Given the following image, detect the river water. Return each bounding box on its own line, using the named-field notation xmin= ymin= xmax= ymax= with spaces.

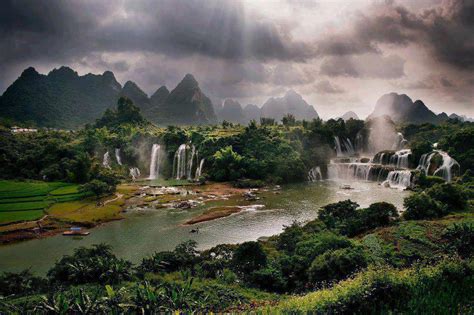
xmin=0 ymin=180 xmax=409 ymax=274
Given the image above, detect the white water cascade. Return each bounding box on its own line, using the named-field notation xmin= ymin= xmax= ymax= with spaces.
xmin=115 ymin=148 xmax=122 ymax=165
xmin=173 ymin=144 xmax=197 ymax=180
xmin=129 ymin=167 xmax=141 ymax=181
xmin=392 ymin=132 xmax=408 ymax=150
xmin=334 ymin=136 xmax=355 ymax=157
xmin=417 ymin=150 xmax=459 ymax=182
xmin=308 ymin=166 xmax=322 ymax=182
xmin=195 ymin=159 xmax=205 ymax=180
xmin=327 ymin=162 xmax=374 ymax=181
xmin=148 ymin=144 xmax=162 ymax=180
xmin=102 ymin=152 xmax=111 ymax=169
xmin=383 ymin=170 xmax=412 ymax=189
xmin=389 ymin=149 xmax=411 ymax=169
xmin=433 ymin=151 xmax=459 ymax=182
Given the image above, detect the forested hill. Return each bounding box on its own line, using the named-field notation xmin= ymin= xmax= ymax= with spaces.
xmin=0 ymin=67 xmax=121 ymax=129
xmin=0 ymin=68 xmax=217 ymax=129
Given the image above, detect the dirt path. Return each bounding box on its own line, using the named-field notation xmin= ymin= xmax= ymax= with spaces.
xmin=103 ymin=193 xmax=123 ymax=205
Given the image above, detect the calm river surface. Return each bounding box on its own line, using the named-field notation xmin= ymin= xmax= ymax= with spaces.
xmin=0 ymin=181 xmax=409 ymax=274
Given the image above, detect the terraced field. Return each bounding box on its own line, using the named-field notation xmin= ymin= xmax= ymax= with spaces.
xmin=0 ymin=181 xmax=87 ymax=224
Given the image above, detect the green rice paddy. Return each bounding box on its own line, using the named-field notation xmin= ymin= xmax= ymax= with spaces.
xmin=0 ymin=180 xmax=87 ymax=224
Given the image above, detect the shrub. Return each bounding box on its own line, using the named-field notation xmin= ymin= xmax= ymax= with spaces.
xmin=295 ymin=232 xmax=352 ymax=264
xmin=0 ymin=270 xmax=45 ymax=297
xmin=251 ymin=266 xmax=287 ymax=292
xmin=276 ymin=222 xmax=305 ymax=253
xmin=318 ymin=200 xmax=359 ymax=230
xmin=308 ymin=246 xmax=367 ymax=283
xmin=442 ymin=223 xmax=474 ymax=258
xmin=47 ymin=244 xmax=132 ymax=285
xmin=426 ymin=183 xmax=468 ymax=212
xmin=402 ymin=193 xmax=444 ymax=220
xmin=231 ymin=241 xmax=267 ymax=277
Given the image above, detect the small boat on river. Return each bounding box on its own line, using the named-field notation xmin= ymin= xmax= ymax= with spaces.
xmin=63 ymin=227 xmax=90 ymax=236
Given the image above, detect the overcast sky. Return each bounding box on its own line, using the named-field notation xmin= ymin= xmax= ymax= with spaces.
xmin=1 ymin=0 xmax=473 ymax=119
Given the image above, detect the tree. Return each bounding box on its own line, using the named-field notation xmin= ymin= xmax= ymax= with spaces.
xmin=318 ymin=200 xmax=359 ymax=230
xmin=231 ymin=242 xmax=267 ymax=276
xmin=308 ymin=246 xmax=367 ymax=283
xmin=79 ymin=179 xmax=110 ymax=198
xmin=282 ymin=114 xmax=296 ymax=127
xmin=403 ymin=193 xmax=444 ymax=220
xmin=211 ymin=146 xmax=244 ymax=181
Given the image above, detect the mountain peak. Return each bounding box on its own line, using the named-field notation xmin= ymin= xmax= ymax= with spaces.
xmin=284 ymin=89 xmax=301 ymax=98
xmin=340 ymin=111 xmax=359 ymax=121
xmin=369 ymin=92 xmax=444 ymax=124
xmin=48 ymin=66 xmax=77 ymax=79
xmin=20 ymin=67 xmax=39 ymax=78
xmin=182 ymin=73 xmax=198 ymax=86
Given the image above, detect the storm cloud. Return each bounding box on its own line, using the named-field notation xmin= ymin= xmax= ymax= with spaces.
xmin=0 ymin=0 xmax=472 ymax=118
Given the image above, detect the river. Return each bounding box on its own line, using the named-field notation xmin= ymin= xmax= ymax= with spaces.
xmin=0 ymin=180 xmax=409 ymax=274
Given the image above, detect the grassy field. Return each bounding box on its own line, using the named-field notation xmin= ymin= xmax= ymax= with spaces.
xmin=0 ymin=180 xmax=88 ymax=224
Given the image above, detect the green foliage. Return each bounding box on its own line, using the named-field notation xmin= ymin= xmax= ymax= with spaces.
xmin=277 ymin=258 xmax=474 ymax=314
xmin=95 ymin=97 xmax=147 ymax=129
xmin=79 ymin=179 xmax=110 ymax=198
xmin=403 ymin=193 xmax=444 ymax=220
xmin=231 ymin=242 xmax=267 ymax=277
xmin=139 ymin=240 xmax=198 ymax=274
xmin=318 ymin=200 xmax=399 ymax=236
xmin=308 ymin=246 xmax=367 ymax=283
xmin=443 ymin=223 xmax=474 ymax=258
xmin=426 ymin=183 xmax=469 ymax=212
xmin=211 ymin=146 xmax=244 ymax=181
xmin=47 ymin=244 xmax=132 ymax=285
xmin=0 ymin=269 xmax=45 ymax=297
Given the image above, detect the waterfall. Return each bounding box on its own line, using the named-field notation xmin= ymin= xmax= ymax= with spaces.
xmin=115 ymin=148 xmax=122 ymax=166
xmin=392 ymin=132 xmax=408 ymax=150
xmin=327 ymin=163 xmax=373 ymax=181
xmin=148 ymin=144 xmax=162 ymax=180
xmin=335 ymin=136 xmax=343 ymax=157
xmin=129 ymin=167 xmax=141 ymax=181
xmin=417 ymin=152 xmax=436 ymax=173
xmin=334 ymin=136 xmax=355 ymax=157
xmin=195 ymin=159 xmax=205 ymax=180
xmin=433 ymin=151 xmax=460 ymax=182
xmin=187 ymin=146 xmax=196 ymax=180
xmin=389 ymin=149 xmax=411 ymax=169
xmin=383 ymin=170 xmax=412 ymax=189
xmin=102 ymin=152 xmax=111 ymax=169
xmin=173 ymin=144 xmax=188 ymax=180
xmin=417 ymin=150 xmax=459 ymax=182
xmin=308 ymin=166 xmax=322 ymax=181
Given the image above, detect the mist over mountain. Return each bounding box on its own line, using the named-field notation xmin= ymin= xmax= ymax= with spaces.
xmin=217 ymin=99 xmax=246 ymax=124
xmin=243 ymin=104 xmax=261 ymax=123
xmin=339 ymin=111 xmax=359 ymax=121
xmin=156 ymin=74 xmax=217 ymax=125
xmin=368 ymin=92 xmax=447 ymax=124
xmin=261 ymin=90 xmax=319 ymax=121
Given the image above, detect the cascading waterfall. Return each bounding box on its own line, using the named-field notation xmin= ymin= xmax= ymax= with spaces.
xmin=383 ymin=170 xmax=412 ymax=189
xmin=392 ymin=132 xmax=408 ymax=150
xmin=129 ymin=167 xmax=141 ymax=181
xmin=327 ymin=162 xmax=373 ymax=181
xmin=334 ymin=136 xmax=355 ymax=157
xmin=195 ymin=159 xmax=205 ymax=180
xmin=187 ymin=146 xmax=196 ymax=180
xmin=433 ymin=151 xmax=459 ymax=182
xmin=102 ymin=152 xmax=111 ymax=169
xmin=389 ymin=149 xmax=411 ymax=169
xmin=173 ymin=144 xmax=197 ymax=180
xmin=115 ymin=148 xmax=122 ymax=166
xmin=148 ymin=144 xmax=162 ymax=180
xmin=417 ymin=150 xmax=459 ymax=182
xmin=308 ymin=166 xmax=322 ymax=182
